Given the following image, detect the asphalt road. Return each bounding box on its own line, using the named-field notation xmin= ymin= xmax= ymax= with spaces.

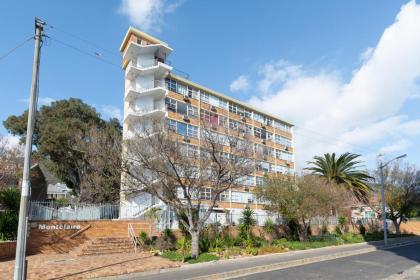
xmin=233 ymin=243 xmax=420 ymax=280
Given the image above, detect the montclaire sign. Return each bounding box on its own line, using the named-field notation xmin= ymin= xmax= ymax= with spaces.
xmin=37 ymin=224 xmax=81 ymax=230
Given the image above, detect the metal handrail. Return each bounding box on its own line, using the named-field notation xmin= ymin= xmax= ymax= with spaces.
xmin=128 ymin=223 xmax=139 ymax=253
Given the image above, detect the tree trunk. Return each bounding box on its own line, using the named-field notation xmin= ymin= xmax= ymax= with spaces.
xmin=190 ymin=230 xmax=200 ymax=259
xmin=393 ymin=220 xmax=401 ymax=235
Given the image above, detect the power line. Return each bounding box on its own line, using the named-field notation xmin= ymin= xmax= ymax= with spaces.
xmin=46 ymin=36 xmax=121 ymax=69
xmin=46 ymin=23 xmax=121 ymax=58
xmin=0 ymin=36 xmax=34 ymax=61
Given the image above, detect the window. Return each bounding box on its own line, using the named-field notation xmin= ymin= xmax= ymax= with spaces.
xmin=165 ymin=78 xmax=177 ymax=92
xmin=229 ymin=103 xmax=237 ymax=114
xmin=275 ymin=135 xmax=292 ymax=147
xmin=165 ymin=98 xmax=176 ymax=112
xmin=219 ymin=116 xmax=228 ymax=127
xmin=177 ymin=102 xmax=188 ymax=115
xmin=187 ymin=125 xmax=198 ymax=138
xmin=200 ymin=110 xmax=211 ymax=122
xmin=256 ymin=176 xmax=264 ymax=186
xmin=200 ymin=188 xmax=211 ymax=200
xmin=200 ymin=91 xmax=209 ymax=103
xmin=177 ymin=122 xmax=187 ymax=136
xmin=187 ymin=105 xmax=198 ymax=117
xmin=167 ymin=119 xmax=177 ymax=131
xmin=210 ymin=113 xmax=219 ymax=126
xmin=219 ymin=191 xmax=230 ymax=201
xmin=254 ymin=128 xmax=267 ymax=140
xmin=229 ymin=119 xmax=239 ymax=131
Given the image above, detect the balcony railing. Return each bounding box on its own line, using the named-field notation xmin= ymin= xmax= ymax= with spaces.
xmin=129 ymin=58 xmax=167 ymax=69
xmin=126 ymin=80 xmax=166 ymax=93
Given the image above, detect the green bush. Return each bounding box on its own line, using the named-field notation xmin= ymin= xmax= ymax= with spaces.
xmin=156 ymin=228 xmax=177 ymax=251
xmin=0 ymin=211 xmax=19 ymax=240
xmin=139 ymin=231 xmax=148 ymax=245
xmin=161 ymin=251 xmax=219 ymax=264
xmin=359 ymin=224 xmax=366 ymax=235
xmin=199 ymin=237 xmax=211 ymax=253
xmin=245 ymin=246 xmax=258 ymax=256
xmin=341 ymin=233 xmax=364 ymax=244
xmin=321 ymin=223 xmax=329 ymax=234
xmin=334 ymin=225 xmax=342 ymax=235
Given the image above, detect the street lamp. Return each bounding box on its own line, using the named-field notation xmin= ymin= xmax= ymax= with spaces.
xmin=378 ymin=154 xmax=407 ymax=245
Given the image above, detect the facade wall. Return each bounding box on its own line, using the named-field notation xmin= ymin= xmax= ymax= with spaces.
xmin=120 ymin=28 xmax=295 ymax=220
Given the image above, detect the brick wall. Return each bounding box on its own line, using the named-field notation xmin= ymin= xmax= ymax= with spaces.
xmin=0 ymin=241 xmax=16 ymax=259
xmin=27 ymin=220 xmax=155 ymax=255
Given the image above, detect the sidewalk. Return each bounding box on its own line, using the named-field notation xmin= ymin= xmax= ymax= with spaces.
xmin=98 ymin=236 xmax=420 ymax=280
xmin=0 ymin=252 xmax=180 ymax=280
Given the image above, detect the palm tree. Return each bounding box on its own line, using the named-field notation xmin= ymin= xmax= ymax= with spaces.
xmin=306 ymin=152 xmax=373 ymax=202
xmin=145 ymin=207 xmax=162 ymax=236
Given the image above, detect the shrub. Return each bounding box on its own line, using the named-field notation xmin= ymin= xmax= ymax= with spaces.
xmin=0 ymin=211 xmax=18 ymax=240
xmin=286 ymin=219 xmax=300 ymax=240
xmin=359 ymin=224 xmax=366 ymax=235
xmin=156 ymin=228 xmax=177 ymax=251
xmin=245 ymin=246 xmax=258 ymax=256
xmin=199 ymin=237 xmax=211 ymax=253
xmin=321 ymin=223 xmax=329 ymax=235
xmin=341 ymin=233 xmax=364 ymax=244
xmin=139 ymin=231 xmax=149 ymax=245
xmin=263 ymin=218 xmax=277 ymax=242
xmin=239 ymin=207 xmax=256 ymax=240
xmin=334 ymin=225 xmax=342 ymax=235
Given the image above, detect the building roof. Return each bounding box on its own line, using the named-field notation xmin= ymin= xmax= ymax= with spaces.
xmin=120 ymin=27 xmax=294 ymax=127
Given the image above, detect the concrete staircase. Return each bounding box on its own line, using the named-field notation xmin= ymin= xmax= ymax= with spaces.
xmin=73 ymin=237 xmax=135 ymax=256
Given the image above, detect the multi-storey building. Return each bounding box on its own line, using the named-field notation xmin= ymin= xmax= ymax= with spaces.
xmin=119 ymin=27 xmax=295 ymax=226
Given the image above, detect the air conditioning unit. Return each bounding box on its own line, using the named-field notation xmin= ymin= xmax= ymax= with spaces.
xmin=211 ymin=126 xmax=217 ymax=130
xmin=183 ymin=136 xmax=190 ymax=143
xmin=211 ymin=106 xmax=217 ymax=112
xmin=241 ymin=116 xmax=247 ymax=122
xmin=286 ymin=161 xmax=291 ymax=166
xmin=183 ymin=115 xmax=190 ymax=122
xmin=183 ymin=95 xmax=190 ymax=102
xmin=262 ymin=125 xmax=266 ymax=129
xmin=262 ymin=140 xmax=266 ymax=145
xmin=285 ymin=146 xmax=289 ymax=151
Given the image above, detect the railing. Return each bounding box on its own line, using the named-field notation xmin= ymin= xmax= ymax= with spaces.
xmin=129 ymin=58 xmax=167 ymax=69
xmin=128 ymin=223 xmax=139 ymax=253
xmin=126 ymin=80 xmax=166 ymax=94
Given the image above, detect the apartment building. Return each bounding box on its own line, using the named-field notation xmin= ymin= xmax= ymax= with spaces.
xmin=119 ymin=27 xmax=295 ymax=226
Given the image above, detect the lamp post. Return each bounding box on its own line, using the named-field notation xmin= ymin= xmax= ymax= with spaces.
xmin=378 ymin=154 xmax=407 ymax=245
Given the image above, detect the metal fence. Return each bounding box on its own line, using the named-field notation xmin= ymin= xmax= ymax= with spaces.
xmin=29 ymin=201 xmax=121 ymax=221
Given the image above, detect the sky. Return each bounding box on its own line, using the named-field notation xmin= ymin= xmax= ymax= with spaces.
xmin=0 ymin=0 xmax=419 ymax=170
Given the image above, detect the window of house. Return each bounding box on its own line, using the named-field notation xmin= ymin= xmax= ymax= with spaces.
xmin=256 ymin=176 xmax=264 ymax=186
xmin=229 ymin=103 xmax=237 ymax=114
xmin=187 ymin=125 xmax=198 ymax=138
xmin=275 ymin=135 xmax=292 ymax=147
xmin=200 ymin=110 xmax=211 ymax=122
xmin=165 ymin=78 xmax=177 ymax=92
xmin=167 ymin=119 xmax=177 ymax=131
xmin=200 ymin=188 xmax=211 ymax=200
xmin=187 ymin=105 xmax=198 ymax=118
xmin=165 ymin=98 xmax=176 ymax=112
xmin=177 ymin=102 xmax=188 ymax=115
xmin=210 ymin=113 xmax=219 ymax=126
xmin=230 ymin=119 xmax=239 ymax=131
xmin=177 ymin=122 xmax=187 ymax=136
xmin=200 ymin=91 xmax=210 ymax=103
xmin=219 ymin=116 xmax=228 ymax=127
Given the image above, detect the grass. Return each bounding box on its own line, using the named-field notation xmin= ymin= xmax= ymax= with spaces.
xmin=161 ymin=251 xmax=219 ymax=264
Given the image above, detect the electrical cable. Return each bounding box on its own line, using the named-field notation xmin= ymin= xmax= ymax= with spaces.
xmin=0 ymin=36 xmax=34 ymax=61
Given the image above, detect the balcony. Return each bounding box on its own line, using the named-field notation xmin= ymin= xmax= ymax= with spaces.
xmin=123 ymin=41 xmax=173 ymax=62
xmin=124 ymin=106 xmax=166 ymax=124
xmin=126 ymin=60 xmax=172 ymax=80
xmin=125 ymin=80 xmax=167 ymax=102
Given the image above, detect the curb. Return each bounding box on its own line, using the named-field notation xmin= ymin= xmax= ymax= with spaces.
xmin=95 ymin=237 xmax=420 ymax=280
xmin=186 ymin=240 xmax=420 ymax=280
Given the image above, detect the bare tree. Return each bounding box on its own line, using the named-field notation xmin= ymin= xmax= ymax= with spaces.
xmin=71 ymin=125 xmax=122 ymax=203
xmin=372 ymin=162 xmax=420 ymax=234
xmin=255 ymin=174 xmax=350 ymax=241
xmin=0 ymin=136 xmax=23 ymax=189
xmin=122 ymin=121 xmax=254 ymax=258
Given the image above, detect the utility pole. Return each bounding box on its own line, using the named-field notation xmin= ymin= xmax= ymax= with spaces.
xmin=14 ymin=18 xmax=44 ymax=280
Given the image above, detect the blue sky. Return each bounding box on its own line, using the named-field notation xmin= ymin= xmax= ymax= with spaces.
xmin=0 ymin=0 xmax=419 ymax=169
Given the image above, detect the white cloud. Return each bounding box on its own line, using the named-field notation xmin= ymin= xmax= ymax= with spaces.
xmin=101 ymin=105 xmax=122 ymax=121
xmin=119 ymin=0 xmax=184 ymax=32
xmin=0 ymin=134 xmax=21 ymax=150
xmin=38 ymin=97 xmax=55 ymax=106
xmin=229 ymin=75 xmax=250 ymax=93
xmin=18 ymin=97 xmax=55 ymax=106
xmin=247 ymin=1 xmax=420 ymax=168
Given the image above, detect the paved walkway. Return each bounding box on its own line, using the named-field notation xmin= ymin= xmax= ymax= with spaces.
xmin=0 ymin=252 xmax=180 ymax=280
xmin=101 ymin=237 xmax=420 ymax=280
